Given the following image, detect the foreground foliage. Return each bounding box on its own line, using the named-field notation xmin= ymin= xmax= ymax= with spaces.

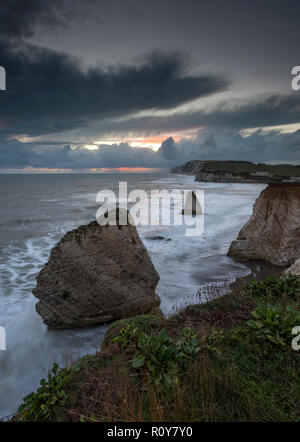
xmin=17 ymin=364 xmax=72 ymax=421
xmin=245 ymin=274 xmax=300 ymax=302
xmin=248 ymin=302 xmax=300 ymax=347
xmin=114 ymin=326 xmax=200 ymax=387
xmin=16 ymin=275 xmax=300 ymax=422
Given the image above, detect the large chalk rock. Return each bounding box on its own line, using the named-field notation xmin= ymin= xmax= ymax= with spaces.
xmin=33 ymin=212 xmax=160 ymax=329
xmin=228 ymin=184 xmax=300 ymax=266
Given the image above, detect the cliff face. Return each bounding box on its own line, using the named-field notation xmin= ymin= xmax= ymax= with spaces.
xmin=170 ymin=161 xmax=269 ymax=183
xmin=170 ymin=160 xmax=300 ymax=183
xmin=170 ymin=160 xmax=205 ymax=175
xmin=228 ymin=184 xmax=300 ymax=266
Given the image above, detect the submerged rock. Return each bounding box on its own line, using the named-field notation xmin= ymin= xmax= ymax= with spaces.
xmin=33 ymin=211 xmax=160 ymax=329
xmin=228 ymin=183 xmax=300 ymax=266
xmin=146 ymin=235 xmax=171 ymax=241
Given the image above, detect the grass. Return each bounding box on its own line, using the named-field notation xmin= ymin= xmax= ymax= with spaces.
xmin=200 ymin=160 xmax=300 ymax=178
xmin=15 ymin=275 xmax=300 ymax=422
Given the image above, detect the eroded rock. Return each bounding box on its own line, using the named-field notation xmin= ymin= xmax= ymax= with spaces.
xmin=228 ymin=184 xmax=300 ymax=266
xmin=33 ymin=212 xmax=160 ymax=329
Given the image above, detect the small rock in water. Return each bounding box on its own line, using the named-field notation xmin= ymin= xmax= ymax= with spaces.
xmin=181 ymin=190 xmax=203 ymax=216
xmin=146 ymin=236 xmax=171 ymax=241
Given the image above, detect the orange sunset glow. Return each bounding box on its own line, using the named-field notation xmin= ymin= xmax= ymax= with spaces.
xmin=96 ymin=167 xmax=161 ymax=172
xmin=93 ymin=134 xmax=184 ymax=150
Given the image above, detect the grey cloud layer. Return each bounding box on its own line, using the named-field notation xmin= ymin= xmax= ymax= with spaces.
xmin=0 ymin=0 xmax=299 ymax=168
xmin=0 ymin=139 xmax=168 ymax=169
xmin=0 ymin=0 xmax=92 ymax=40
xmin=90 ymin=93 xmax=300 ymax=135
xmin=0 ymin=42 xmax=229 ymax=137
xmin=1 ymin=128 xmax=299 ymax=169
xmin=159 ymin=129 xmax=300 ymax=163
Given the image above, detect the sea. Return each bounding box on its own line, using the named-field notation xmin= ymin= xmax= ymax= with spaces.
xmin=0 ymin=172 xmax=266 ymax=418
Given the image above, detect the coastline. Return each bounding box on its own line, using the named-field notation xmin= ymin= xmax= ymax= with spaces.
xmin=2 ymin=175 xmax=299 ymax=420
xmin=228 ymin=260 xmax=287 ymax=294
xmin=170 ymin=160 xmax=300 ymax=184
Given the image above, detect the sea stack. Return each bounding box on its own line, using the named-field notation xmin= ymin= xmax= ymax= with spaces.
xmin=228 ymin=183 xmax=300 ymax=266
xmin=181 ymin=191 xmax=203 ymax=215
xmin=33 ymin=210 xmax=160 ymax=329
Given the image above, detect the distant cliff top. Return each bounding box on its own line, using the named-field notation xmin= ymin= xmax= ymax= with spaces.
xmin=170 ymin=160 xmax=300 ymax=183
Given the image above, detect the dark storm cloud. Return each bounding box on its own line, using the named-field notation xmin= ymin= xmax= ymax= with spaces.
xmin=93 ymin=93 xmax=300 ymax=135
xmin=0 ymin=0 xmax=91 ymax=41
xmin=159 ymin=137 xmax=178 ymax=160
xmin=0 ymin=42 xmax=229 ymax=137
xmin=158 ymin=128 xmax=300 ymax=163
xmin=198 ymin=94 xmax=300 ymax=130
xmin=0 ymin=0 xmax=300 ymax=168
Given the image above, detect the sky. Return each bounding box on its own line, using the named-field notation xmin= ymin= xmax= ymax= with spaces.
xmin=0 ymin=0 xmax=300 ymax=172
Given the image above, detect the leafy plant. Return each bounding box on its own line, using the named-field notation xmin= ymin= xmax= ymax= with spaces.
xmin=248 ymin=302 xmax=300 ymax=347
xmin=115 ymin=325 xmax=200 ymax=387
xmin=245 ymin=275 xmax=300 ymax=302
xmin=133 ymin=329 xmax=179 ymax=386
xmin=201 ymin=329 xmax=225 ymax=355
xmin=113 ymin=323 xmax=140 ymax=348
xmin=18 ymin=363 xmax=72 ymax=421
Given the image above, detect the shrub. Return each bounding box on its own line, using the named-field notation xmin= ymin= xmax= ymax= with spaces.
xmin=201 ymin=329 xmax=225 ymax=355
xmin=248 ymin=302 xmax=300 ymax=347
xmin=17 ymin=364 xmax=72 ymax=421
xmin=114 ymin=326 xmax=200 ymax=387
xmin=244 ymin=275 xmax=300 ymax=302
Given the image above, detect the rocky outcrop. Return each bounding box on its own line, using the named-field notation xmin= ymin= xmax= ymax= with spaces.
xmin=181 ymin=191 xmax=203 ymax=215
xmin=285 ymin=258 xmax=300 ymax=276
xmin=228 ymin=184 xmax=300 ymax=266
xmin=33 ymin=211 xmax=160 ymax=329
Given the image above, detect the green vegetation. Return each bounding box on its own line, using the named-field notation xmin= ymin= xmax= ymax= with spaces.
xmin=114 ymin=326 xmax=200 ymax=387
xmin=203 ymin=160 xmax=300 ymax=179
xmin=16 ymin=275 xmax=300 ymax=422
xmin=17 ymin=364 xmax=72 ymax=421
xmin=248 ymin=302 xmax=300 ymax=347
xmin=245 ymin=274 xmax=300 ymax=301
